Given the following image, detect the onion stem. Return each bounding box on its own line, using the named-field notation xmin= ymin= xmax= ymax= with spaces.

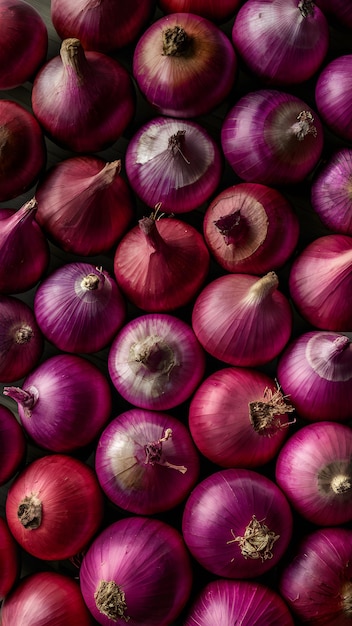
xmin=60 ymin=38 xmax=86 ymax=83
xmin=14 ymin=325 xmax=34 ymax=344
xmin=94 ymin=580 xmax=130 ymax=622
xmin=17 ymin=494 xmax=42 ymax=530
xmin=162 ymin=25 xmax=191 ymax=57
xmin=81 ymin=273 xmax=101 ymax=291
xmin=144 ymin=428 xmax=187 ymax=474
xmin=291 ymin=111 xmax=317 ymax=141
xmin=318 ymin=460 xmax=352 ymax=496
xmin=298 ymin=0 xmax=314 ymax=18
xmin=249 ymin=386 xmax=295 ymax=436
xmin=342 ymin=582 xmax=352 ymax=617
xmin=246 ymin=271 xmax=279 ymax=303
xmin=227 ymin=515 xmax=280 ymax=562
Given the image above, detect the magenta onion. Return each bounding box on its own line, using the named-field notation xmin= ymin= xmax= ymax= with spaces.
xmin=192 ymin=271 xmax=292 ymax=367
xmin=0 ymin=100 xmax=46 ymax=202
xmin=79 ymin=516 xmax=193 ymax=625
xmin=133 ymin=12 xmax=237 ymax=118
xmin=203 ymin=183 xmax=299 ymax=274
xmin=277 ymin=331 xmax=352 ymax=422
xmin=189 ymin=367 xmax=295 ymax=468
xmin=35 ymin=156 xmax=135 ymax=255
xmin=113 ymin=210 xmax=210 ymax=312
xmin=0 ymin=404 xmax=26 ymax=486
xmin=158 ymin=0 xmax=242 ymax=23
xmin=34 ymin=263 xmax=126 ymax=354
xmin=95 ymin=408 xmax=200 ymax=514
xmin=289 ymin=234 xmax=352 ymax=331
xmin=315 ymin=55 xmax=352 ymax=142
xmin=0 ymin=516 xmax=19 ymax=601
xmin=231 ymin=0 xmax=329 ymax=85
xmin=221 ymin=89 xmax=323 ymax=185
xmin=125 ymin=116 xmax=222 ymax=214
xmin=311 ymin=149 xmax=352 ymax=235
xmin=108 ymin=313 xmax=205 ymax=410
xmin=0 ymin=571 xmax=93 ymax=626
xmin=3 ymin=354 xmax=112 ymax=453
xmin=182 ymin=468 xmax=293 ymax=579
xmin=276 ymin=421 xmax=352 ymax=527
xmin=0 ymin=198 xmax=50 ymax=295
xmin=280 ymin=527 xmax=352 ymax=625
xmin=184 ymin=578 xmax=294 ymax=626
xmin=31 ymin=38 xmax=135 ymax=153
xmin=5 ymin=454 xmax=104 ymax=561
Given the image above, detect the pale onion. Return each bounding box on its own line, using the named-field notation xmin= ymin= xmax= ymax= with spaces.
xmin=311 ymin=148 xmax=352 ymax=235
xmin=0 ymin=516 xmax=19 ymax=601
xmin=158 ymin=0 xmax=242 ymax=23
xmin=0 ymin=404 xmax=26 ymax=486
xmin=315 ymin=55 xmax=352 ymax=142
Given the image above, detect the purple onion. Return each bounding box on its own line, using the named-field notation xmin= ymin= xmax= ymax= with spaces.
xmin=0 ymin=405 xmax=26 ymax=486
xmin=311 ymin=148 xmax=352 ymax=235
xmin=315 ymin=54 xmax=352 ymax=142
xmin=0 ymin=516 xmax=19 ymax=601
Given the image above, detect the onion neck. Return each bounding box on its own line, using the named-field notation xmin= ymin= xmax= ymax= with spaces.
xmin=94 ymin=580 xmax=129 ymax=622
xmin=162 ymin=25 xmax=192 ymax=57
xmin=290 ymin=111 xmax=317 ymax=141
xmin=298 ymin=0 xmax=314 ymax=18
xmin=13 ymin=324 xmax=34 ymax=344
xmin=318 ymin=460 xmax=352 ymax=497
xmin=227 ymin=515 xmax=280 ymax=561
xmin=342 ymin=581 xmax=352 ymax=617
xmin=92 ymin=160 xmax=121 ymax=191
xmin=245 ymin=271 xmax=279 ymax=304
xmin=17 ymin=494 xmax=42 ymax=530
xmin=130 ymin=335 xmax=176 ymax=375
xmin=168 ymin=130 xmax=190 ymax=164
xmin=249 ymin=387 xmax=295 ymax=436
xmin=3 ymin=385 xmax=39 ymax=417
xmin=81 ymin=272 xmax=102 ymax=291
xmin=306 ymin=334 xmax=352 ymax=381
xmin=138 ymin=214 xmax=167 ymax=252
xmin=144 ymin=428 xmax=187 ymax=473
xmin=60 ymin=38 xmax=90 ymax=85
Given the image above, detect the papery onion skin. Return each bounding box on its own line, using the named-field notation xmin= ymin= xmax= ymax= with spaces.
xmin=0 ymin=516 xmax=19 ymax=601
xmin=182 ymin=468 xmax=293 ymax=579
xmin=108 ymin=313 xmax=205 ymax=410
xmin=0 ymin=404 xmax=26 ymax=486
xmin=95 ymin=408 xmax=200 ymax=514
xmin=0 ymin=571 xmax=94 ymax=625
xmin=221 ymin=89 xmax=323 ymax=185
xmin=280 ymin=527 xmax=352 ymax=625
xmin=158 ymin=0 xmax=242 ymax=23
xmin=275 ymin=422 xmax=352 ymax=527
xmin=79 ymin=516 xmax=193 ymax=626
xmin=311 ymin=148 xmax=352 ymax=236
xmin=133 ymin=12 xmax=237 ymax=118
xmin=203 ymin=183 xmax=299 ymax=274
xmin=289 ymin=234 xmax=352 ymax=331
xmin=315 ymin=55 xmax=352 ymax=142
xmin=5 ymin=454 xmax=104 ymax=561
xmin=125 ymin=116 xmax=222 ymax=214
xmin=184 ymin=578 xmax=294 ymax=626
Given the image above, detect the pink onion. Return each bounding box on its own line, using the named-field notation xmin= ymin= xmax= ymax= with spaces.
xmin=189 ymin=367 xmax=295 ymax=468
xmin=203 ymin=183 xmax=300 ymax=274
xmin=113 ymin=210 xmax=210 ymax=312
xmin=0 ymin=516 xmax=19 ymax=601
xmin=35 ymin=156 xmax=135 ymax=255
xmin=79 ymin=516 xmax=193 ymax=625
xmin=276 ymin=421 xmax=352 ymax=526
xmin=277 ymin=331 xmax=352 ymax=422
xmin=158 ymin=0 xmax=241 ymax=23
xmin=125 ymin=116 xmax=222 ymax=214
xmin=184 ymin=578 xmax=294 ymax=626
xmin=192 ymin=271 xmax=292 ymax=367
xmin=232 ymin=0 xmax=329 ymax=85
xmin=5 ymin=454 xmax=104 ymax=561
xmin=95 ymin=408 xmax=200 ymax=514
xmin=34 ymin=263 xmax=126 ymax=354
xmin=0 ymin=100 xmax=46 ymax=202
xmin=280 ymin=527 xmax=352 ymax=625
xmin=0 ymin=198 xmax=50 ymax=295
xmin=108 ymin=313 xmax=205 ymax=410
xmin=3 ymin=354 xmax=112 ymax=453
xmin=289 ymin=234 xmax=352 ymax=331
xmin=315 ymin=55 xmax=352 ymax=142
xmin=311 ymin=148 xmax=352 ymax=235
xmin=0 ymin=571 xmax=93 ymax=625
xmin=182 ymin=468 xmax=293 ymax=579
xmin=31 ymin=38 xmax=135 ymax=153
xmin=133 ymin=12 xmax=237 ymax=118
xmin=0 ymin=405 xmax=26 ymax=486
xmin=221 ymin=89 xmax=323 ymax=185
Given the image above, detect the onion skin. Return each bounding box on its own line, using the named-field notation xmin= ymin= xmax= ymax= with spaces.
xmin=315 ymin=55 xmax=352 ymax=142
xmin=0 ymin=516 xmax=20 ymax=601
xmin=0 ymin=404 xmax=26 ymax=486
xmin=311 ymin=148 xmax=352 ymax=236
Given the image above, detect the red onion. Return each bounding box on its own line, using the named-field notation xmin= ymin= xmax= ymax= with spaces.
xmin=280 ymin=527 xmax=352 ymax=625
xmin=203 ymin=183 xmax=300 ymax=274
xmin=192 ymin=271 xmax=292 ymax=367
xmin=276 ymin=421 xmax=352 ymax=527
xmin=132 ymin=12 xmax=237 ymax=118
xmin=184 ymin=578 xmax=295 ymax=626
xmin=277 ymin=331 xmax=352 ymax=422
xmin=95 ymin=408 xmax=200 ymax=514
xmin=35 ymin=156 xmax=135 ymax=255
xmin=311 ymin=148 xmax=352 ymax=235
xmin=0 ymin=100 xmax=46 ymax=202
xmin=314 ymin=0 xmax=352 ymax=30
xmin=289 ymin=234 xmax=352 ymax=331
xmin=51 ymin=0 xmax=156 ymax=52
xmin=0 ymin=198 xmax=50 ymax=295
xmin=108 ymin=313 xmax=205 ymax=410
xmin=158 ymin=0 xmax=242 ymax=23
xmin=0 ymin=516 xmax=19 ymax=601
xmin=5 ymin=454 xmax=104 ymax=561
xmin=182 ymin=468 xmax=293 ymax=579
xmin=34 ymin=263 xmax=126 ymax=354
xmin=221 ymin=89 xmax=323 ymax=185
xmin=125 ymin=116 xmax=222 ymax=214
xmin=315 ymin=55 xmax=352 ymax=142
xmin=113 ymin=210 xmax=210 ymax=312
xmin=3 ymin=354 xmax=112 ymax=453
xmin=79 ymin=516 xmax=193 ymax=625
xmin=232 ymin=0 xmax=329 ymax=85
xmin=0 ymin=404 xmax=26 ymax=486
xmin=189 ymin=367 xmax=295 ymax=468
xmin=31 ymin=38 xmax=135 ymax=153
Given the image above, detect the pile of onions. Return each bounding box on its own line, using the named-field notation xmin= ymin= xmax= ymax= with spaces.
xmin=203 ymin=183 xmax=300 ymax=274
xmin=3 ymin=354 xmax=112 ymax=453
xmin=315 ymin=54 xmax=352 ymax=142
xmin=158 ymin=0 xmax=242 ymax=23
xmin=5 ymin=454 xmax=104 ymax=561
xmin=79 ymin=516 xmax=193 ymax=625
xmin=132 ymin=12 xmax=237 ymax=118
xmin=95 ymin=408 xmax=200 ymax=514
xmin=31 ymin=38 xmax=135 ymax=152
xmin=35 ymin=156 xmax=135 ymax=255
xmin=0 ymin=516 xmax=19 ymax=601
xmin=311 ymin=148 xmax=352 ymax=235
xmin=0 ymin=405 xmax=26 ymax=486
xmin=221 ymin=89 xmax=323 ymax=185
